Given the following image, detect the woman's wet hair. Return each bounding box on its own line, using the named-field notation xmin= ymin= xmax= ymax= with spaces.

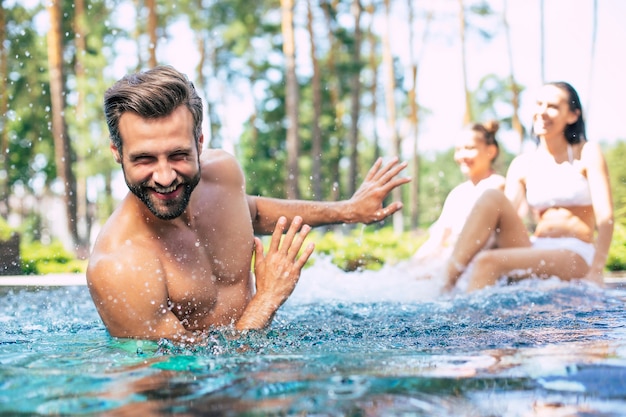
xmin=104 ymin=65 xmax=203 ymax=153
xmin=469 ymin=119 xmax=500 ymax=161
xmin=533 ymin=81 xmax=587 ymax=144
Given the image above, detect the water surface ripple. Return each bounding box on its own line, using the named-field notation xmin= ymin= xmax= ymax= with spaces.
xmin=1 ymin=269 xmax=625 ymax=416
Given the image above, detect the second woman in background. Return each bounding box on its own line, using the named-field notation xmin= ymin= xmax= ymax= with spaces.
xmin=409 ymin=121 xmax=504 ymax=274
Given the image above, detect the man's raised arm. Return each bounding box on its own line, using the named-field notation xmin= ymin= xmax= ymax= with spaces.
xmin=248 ymin=157 xmax=410 ymax=234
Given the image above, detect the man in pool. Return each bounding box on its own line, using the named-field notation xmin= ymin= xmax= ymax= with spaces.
xmin=87 ymin=65 xmax=410 ymax=342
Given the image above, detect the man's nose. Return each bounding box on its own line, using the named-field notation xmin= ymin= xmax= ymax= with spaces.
xmin=153 ymin=161 xmax=177 ymax=186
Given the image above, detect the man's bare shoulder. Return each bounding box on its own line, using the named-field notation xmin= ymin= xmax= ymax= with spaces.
xmin=87 ymin=206 xmax=163 ymax=286
xmin=86 ymin=232 xmax=171 ymax=338
xmin=200 ymin=149 xmax=245 ymax=186
xmin=87 ymin=232 xmax=162 ymax=286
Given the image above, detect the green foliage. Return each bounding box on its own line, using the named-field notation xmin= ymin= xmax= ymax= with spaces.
xmin=11 ymin=222 xmax=626 ymax=276
xmin=417 ymin=149 xmax=463 ymax=226
xmin=604 ymin=140 xmax=626 ymax=271
xmin=606 ymin=192 xmax=626 ymax=271
xmin=1 ymin=0 xmax=625 ymax=275
xmin=0 ymin=217 xmax=15 ymax=242
xmin=308 ymin=226 xmax=424 ymax=271
xmin=20 ymin=240 xmax=87 ymax=275
xmin=607 ymin=222 xmax=626 ymax=271
xmin=472 ymin=73 xmax=527 ymax=139
xmin=4 ymin=3 xmax=56 ymax=189
xmin=605 ymin=141 xmax=626 ymax=221
xmin=308 ymin=221 xmax=626 ymax=274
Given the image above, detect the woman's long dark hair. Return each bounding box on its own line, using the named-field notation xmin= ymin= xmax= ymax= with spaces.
xmin=532 ymin=81 xmax=587 ymax=144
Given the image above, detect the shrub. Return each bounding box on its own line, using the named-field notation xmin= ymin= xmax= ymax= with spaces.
xmin=20 ymin=240 xmax=87 ymax=275
xmin=308 ymin=226 xmax=425 ymax=271
xmin=309 ymin=224 xmax=626 ymax=274
xmin=607 ymin=222 xmax=626 ymax=271
xmin=0 ymin=216 xmax=15 ymax=241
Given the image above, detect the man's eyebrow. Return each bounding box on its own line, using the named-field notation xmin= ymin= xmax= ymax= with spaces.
xmin=127 ymin=147 xmax=194 ymax=159
xmin=127 ymin=150 xmax=154 ymax=160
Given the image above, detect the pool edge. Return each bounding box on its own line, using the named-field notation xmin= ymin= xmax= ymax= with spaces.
xmin=1 ymin=272 xmax=625 ymax=289
xmin=0 ymin=273 xmax=87 ymax=287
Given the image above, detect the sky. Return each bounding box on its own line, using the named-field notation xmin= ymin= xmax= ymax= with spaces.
xmin=24 ymin=0 xmax=626 ymax=157
xmin=14 ymin=0 xmax=625 ymax=237
xmin=405 ymin=0 xmax=626 ymax=154
xmin=155 ymin=0 xmax=626 ymax=156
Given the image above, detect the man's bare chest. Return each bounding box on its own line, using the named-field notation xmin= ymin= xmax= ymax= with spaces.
xmin=150 ymin=221 xmax=254 ymax=326
xmin=157 ymin=226 xmax=252 ymax=287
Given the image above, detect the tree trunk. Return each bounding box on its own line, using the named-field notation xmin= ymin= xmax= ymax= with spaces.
xmin=146 ymin=0 xmax=158 ymax=68
xmin=307 ymin=0 xmax=323 ymax=200
xmin=407 ymin=5 xmax=433 ymax=230
xmin=458 ymin=0 xmax=471 ymax=124
xmin=193 ymin=0 xmax=221 ymax=149
xmin=365 ymin=1 xmax=380 ymax=164
xmin=587 ymin=0 xmax=598 ymax=114
xmin=47 ymin=0 xmax=79 ymax=251
xmin=408 ymin=0 xmax=418 ymax=229
xmin=0 ymin=0 xmax=9 ymax=216
xmin=194 ymin=2 xmax=210 ymax=145
xmin=321 ymin=0 xmax=343 ymax=200
xmin=281 ymin=0 xmax=300 ymax=199
xmin=195 ymin=28 xmax=207 ymax=137
xmin=407 ymin=0 xmax=420 ymax=229
xmin=535 ymin=0 xmax=547 ymax=208
xmin=503 ymin=0 xmax=523 ymax=143
xmin=72 ymin=0 xmax=91 ymax=257
xmin=133 ymin=0 xmax=143 ymax=70
xmin=348 ymin=0 xmax=362 ymax=196
xmin=382 ymin=0 xmax=403 ymax=233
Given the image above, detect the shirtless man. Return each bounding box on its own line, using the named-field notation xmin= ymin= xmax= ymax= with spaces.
xmin=87 ymin=66 xmax=410 ymax=342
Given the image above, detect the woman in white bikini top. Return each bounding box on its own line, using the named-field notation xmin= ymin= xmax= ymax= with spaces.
xmin=444 ymin=82 xmax=614 ymax=292
xmin=525 ymin=143 xmax=592 ymax=213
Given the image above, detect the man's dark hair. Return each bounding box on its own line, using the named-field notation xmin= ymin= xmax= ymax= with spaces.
xmin=104 ymin=65 xmax=203 ymax=152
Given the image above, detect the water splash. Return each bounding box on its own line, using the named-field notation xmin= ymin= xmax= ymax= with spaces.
xmin=0 ymin=269 xmax=625 ymax=416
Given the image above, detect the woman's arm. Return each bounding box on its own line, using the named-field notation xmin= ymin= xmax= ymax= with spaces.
xmin=504 ymin=154 xmax=530 ymax=217
xmin=582 ymin=142 xmax=614 ymax=284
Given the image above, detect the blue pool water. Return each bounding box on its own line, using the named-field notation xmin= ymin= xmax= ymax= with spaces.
xmin=1 ymin=260 xmax=625 ymax=416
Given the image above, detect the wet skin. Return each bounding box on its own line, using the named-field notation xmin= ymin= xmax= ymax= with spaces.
xmin=87 ymin=106 xmax=410 ymax=341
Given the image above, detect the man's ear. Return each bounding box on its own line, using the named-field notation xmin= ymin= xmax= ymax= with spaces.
xmin=110 ymin=143 xmax=121 ymax=164
xmin=197 ymin=134 xmax=205 ymax=155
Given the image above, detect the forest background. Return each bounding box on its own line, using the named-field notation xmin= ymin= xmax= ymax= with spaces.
xmin=1 ymin=0 xmax=626 ymax=274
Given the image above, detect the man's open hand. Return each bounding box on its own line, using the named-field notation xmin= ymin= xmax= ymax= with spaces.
xmin=347 ymin=157 xmax=411 ymax=224
xmin=253 ymin=215 xmax=314 ymax=308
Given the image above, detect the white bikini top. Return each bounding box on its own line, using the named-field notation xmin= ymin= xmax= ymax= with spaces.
xmin=526 ymin=144 xmax=592 ymax=211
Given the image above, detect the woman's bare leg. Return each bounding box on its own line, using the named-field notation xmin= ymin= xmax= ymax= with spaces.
xmin=446 ymin=189 xmax=531 ymax=288
xmin=466 ymin=247 xmax=589 ymax=291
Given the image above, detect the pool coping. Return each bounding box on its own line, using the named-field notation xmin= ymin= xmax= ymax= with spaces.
xmin=1 ymin=273 xmax=625 ymax=288
xmin=0 ymin=273 xmax=87 ymax=286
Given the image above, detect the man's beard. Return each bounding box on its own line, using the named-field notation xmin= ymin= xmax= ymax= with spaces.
xmin=125 ymin=170 xmax=201 ymax=221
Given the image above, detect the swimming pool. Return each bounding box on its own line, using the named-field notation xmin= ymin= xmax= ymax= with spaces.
xmin=1 ymin=259 xmax=625 ymax=416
